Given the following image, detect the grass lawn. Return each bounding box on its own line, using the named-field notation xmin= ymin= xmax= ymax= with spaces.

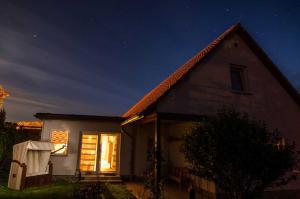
xmin=0 ymin=169 xmax=75 ymax=198
xmin=0 ymin=170 xmax=135 ymax=199
xmin=0 ymin=180 xmax=80 ymax=199
xmin=105 ymin=183 xmax=136 ymax=199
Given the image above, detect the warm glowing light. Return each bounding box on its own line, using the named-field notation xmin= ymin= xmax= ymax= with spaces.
xmin=0 ymin=85 xmax=9 ymax=108
xmin=17 ymin=121 xmax=43 ymax=128
xmin=100 ymin=134 xmax=118 ymax=172
xmin=80 ymin=134 xmax=98 ymax=172
xmin=51 ymin=130 xmax=68 ymax=155
xmin=121 ymin=115 xmax=144 ymax=126
xmin=79 ymin=133 xmax=119 ymax=173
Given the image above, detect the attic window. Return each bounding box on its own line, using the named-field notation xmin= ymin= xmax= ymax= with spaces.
xmin=230 ymin=67 xmax=245 ymax=92
xmin=51 ymin=130 xmax=68 ymax=155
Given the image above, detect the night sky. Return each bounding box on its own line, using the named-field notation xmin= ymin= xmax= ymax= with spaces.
xmin=0 ymin=0 xmax=300 ymax=121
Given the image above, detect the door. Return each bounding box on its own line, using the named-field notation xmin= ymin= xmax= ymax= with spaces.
xmin=99 ymin=134 xmax=119 ymax=173
xmin=79 ymin=134 xmax=99 ymax=173
xmin=79 ymin=133 xmax=119 ymax=174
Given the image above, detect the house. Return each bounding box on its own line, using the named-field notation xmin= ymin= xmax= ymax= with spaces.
xmin=35 ymin=23 xmax=300 ymax=198
xmin=16 ymin=121 xmax=43 ymax=141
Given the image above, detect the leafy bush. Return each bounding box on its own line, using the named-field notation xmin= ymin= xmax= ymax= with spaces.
xmin=72 ymin=182 xmax=103 ymax=199
xmin=182 ymin=108 xmax=299 ymax=199
xmin=72 ymin=182 xmax=135 ymax=199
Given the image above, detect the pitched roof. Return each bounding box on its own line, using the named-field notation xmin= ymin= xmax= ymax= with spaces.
xmin=123 ymin=23 xmax=300 ymax=118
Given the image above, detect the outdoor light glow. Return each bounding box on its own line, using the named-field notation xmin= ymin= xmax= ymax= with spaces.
xmin=79 ymin=134 xmax=118 ymax=172
xmin=17 ymin=121 xmax=43 ymax=128
xmin=80 ymin=134 xmax=98 ymax=172
xmin=100 ymin=134 xmax=118 ymax=172
xmin=0 ymin=85 xmax=9 ymax=109
xmin=121 ymin=115 xmax=144 ymax=126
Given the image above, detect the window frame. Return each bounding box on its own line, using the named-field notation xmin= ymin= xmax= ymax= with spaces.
xmin=77 ymin=131 xmax=121 ymax=175
xmin=50 ymin=129 xmax=69 ymax=156
xmin=229 ymin=64 xmax=250 ymax=94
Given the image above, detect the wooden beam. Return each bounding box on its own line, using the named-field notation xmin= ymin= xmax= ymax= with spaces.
xmin=154 ymin=116 xmax=161 ymax=198
xmin=139 ymin=112 xmax=157 ymax=124
xmin=20 ymin=163 xmax=27 ymax=190
xmin=121 ymin=115 xmax=144 ymax=126
xmin=130 ymin=128 xmax=137 ymax=181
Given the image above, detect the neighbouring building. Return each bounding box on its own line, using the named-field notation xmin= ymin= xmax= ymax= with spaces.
xmin=35 ymin=23 xmax=300 ymax=198
xmin=16 ymin=121 xmax=43 ymax=141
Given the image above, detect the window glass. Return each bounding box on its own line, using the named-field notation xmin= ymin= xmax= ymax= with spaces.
xmin=80 ymin=134 xmax=98 ymax=171
xmin=51 ymin=130 xmax=68 ymax=155
xmin=230 ymin=69 xmax=244 ymax=91
xmin=276 ymin=138 xmax=286 ymax=150
xmin=100 ymin=134 xmax=118 ymax=172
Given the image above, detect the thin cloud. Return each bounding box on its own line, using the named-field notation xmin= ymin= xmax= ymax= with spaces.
xmin=0 ymin=5 xmax=139 ymax=121
xmin=8 ymin=96 xmax=60 ymax=109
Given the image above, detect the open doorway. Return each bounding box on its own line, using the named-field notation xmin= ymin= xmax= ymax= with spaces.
xmin=100 ymin=134 xmax=118 ymax=173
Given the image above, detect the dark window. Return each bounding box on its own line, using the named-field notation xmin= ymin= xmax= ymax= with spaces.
xmin=230 ymin=68 xmax=244 ymax=91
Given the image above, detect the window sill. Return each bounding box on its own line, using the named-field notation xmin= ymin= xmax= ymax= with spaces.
xmin=231 ymin=90 xmax=252 ymax=95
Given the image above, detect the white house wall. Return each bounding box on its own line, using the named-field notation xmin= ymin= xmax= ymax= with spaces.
xmin=40 ymin=119 xmax=131 ymax=176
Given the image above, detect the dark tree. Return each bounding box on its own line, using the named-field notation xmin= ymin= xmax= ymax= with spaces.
xmin=0 ymin=109 xmax=5 ymax=129
xmin=182 ymin=108 xmax=299 ymax=199
xmin=0 ymin=109 xmax=21 ymax=171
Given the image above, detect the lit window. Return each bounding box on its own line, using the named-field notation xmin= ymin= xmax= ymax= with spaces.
xmin=276 ymin=137 xmax=286 ymax=150
xmin=230 ymin=68 xmax=245 ymax=92
xmin=51 ymin=130 xmax=68 ymax=155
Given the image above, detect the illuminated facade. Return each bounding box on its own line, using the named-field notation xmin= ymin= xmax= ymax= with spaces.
xmin=35 ymin=24 xmax=300 ymax=197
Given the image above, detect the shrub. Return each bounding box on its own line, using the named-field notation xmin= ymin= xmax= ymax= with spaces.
xmin=182 ymin=108 xmax=299 ymax=199
xmin=72 ymin=182 xmax=103 ymax=199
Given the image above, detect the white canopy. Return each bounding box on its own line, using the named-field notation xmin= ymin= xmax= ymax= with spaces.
xmin=8 ymin=141 xmax=54 ymax=190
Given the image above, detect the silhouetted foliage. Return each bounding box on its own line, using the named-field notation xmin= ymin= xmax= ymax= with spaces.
xmin=72 ymin=182 xmax=135 ymax=199
xmin=72 ymin=182 xmax=103 ymax=199
xmin=0 ymin=109 xmax=5 ymax=129
xmin=143 ymin=148 xmax=165 ymax=199
xmin=0 ymin=109 xmax=24 ymax=171
xmin=182 ymin=108 xmax=299 ymax=199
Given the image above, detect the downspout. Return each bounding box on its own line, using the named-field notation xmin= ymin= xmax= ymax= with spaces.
xmin=120 ymin=115 xmax=144 ymax=181
xmin=121 ymin=125 xmax=136 ymax=181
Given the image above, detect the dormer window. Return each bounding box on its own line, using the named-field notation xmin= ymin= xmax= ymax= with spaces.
xmin=230 ymin=67 xmax=246 ymax=92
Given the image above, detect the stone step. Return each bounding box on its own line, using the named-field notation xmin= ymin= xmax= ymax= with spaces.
xmin=80 ymin=175 xmax=122 ymax=182
xmin=80 ymin=179 xmax=122 ymax=183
